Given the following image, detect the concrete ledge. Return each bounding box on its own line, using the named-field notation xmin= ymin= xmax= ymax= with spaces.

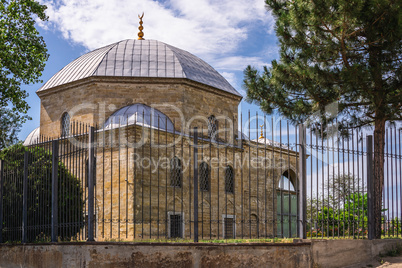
xmin=0 ymin=240 xmax=400 ymax=267
xmin=309 ymin=239 xmax=402 ymax=268
xmin=0 ymin=242 xmax=311 ymax=268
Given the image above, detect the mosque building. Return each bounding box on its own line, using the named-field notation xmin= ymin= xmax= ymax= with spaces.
xmin=24 ymin=17 xmax=299 ymax=240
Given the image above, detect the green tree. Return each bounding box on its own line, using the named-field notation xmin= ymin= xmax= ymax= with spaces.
xmin=0 ymin=0 xmax=48 ymax=143
xmin=244 ymin=0 xmax=401 ymax=238
xmin=0 ymin=107 xmax=29 ymax=149
xmin=0 ymin=143 xmax=84 ymax=242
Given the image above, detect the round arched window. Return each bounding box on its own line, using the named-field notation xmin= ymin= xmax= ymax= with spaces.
xmin=199 ymin=162 xmax=210 ymax=191
xmin=170 ymin=157 xmax=182 ymax=188
xmin=208 ymin=115 xmax=217 ymax=140
xmin=224 ymin=165 xmax=234 ymax=193
xmin=61 ymin=113 xmax=70 ymax=137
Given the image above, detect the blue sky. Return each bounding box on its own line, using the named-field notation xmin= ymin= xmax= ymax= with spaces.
xmin=19 ymin=0 xmax=280 ymax=141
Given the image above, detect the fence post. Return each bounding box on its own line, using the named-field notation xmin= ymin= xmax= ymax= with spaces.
xmin=367 ymin=135 xmax=374 ymax=240
xmin=87 ymin=127 xmax=95 ymax=241
xmin=298 ymin=124 xmax=307 ymax=239
xmin=51 ymin=140 xmax=59 ymax=242
xmin=193 ymin=127 xmax=199 ymax=243
xmin=22 ymin=151 xmax=28 ymax=243
xmin=0 ymin=160 xmax=3 ymax=243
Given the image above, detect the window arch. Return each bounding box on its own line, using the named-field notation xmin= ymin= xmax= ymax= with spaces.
xmin=224 ymin=165 xmax=234 ymax=193
xmin=199 ymin=162 xmax=210 ymax=191
xmin=208 ymin=115 xmax=217 ymax=140
xmin=277 ymin=170 xmax=296 ymax=192
xmin=170 ymin=157 xmax=182 ymax=187
xmin=61 ymin=112 xmax=70 ymax=137
xmin=277 ymin=170 xmax=297 ymax=238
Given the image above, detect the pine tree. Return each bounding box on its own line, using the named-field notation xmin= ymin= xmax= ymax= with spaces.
xmin=244 ymin=0 xmax=401 ymax=238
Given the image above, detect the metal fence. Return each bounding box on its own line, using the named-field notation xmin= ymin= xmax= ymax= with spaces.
xmin=0 ymin=115 xmax=401 ymax=243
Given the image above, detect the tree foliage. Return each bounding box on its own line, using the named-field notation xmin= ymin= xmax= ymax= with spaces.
xmin=0 ymin=107 xmax=29 ymax=150
xmin=0 ymin=0 xmax=48 ymax=142
xmin=244 ymin=0 xmax=401 ymax=238
xmin=0 ymin=143 xmax=84 ymax=242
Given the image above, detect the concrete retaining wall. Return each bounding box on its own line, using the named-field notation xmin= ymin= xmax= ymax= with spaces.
xmin=0 ymin=239 xmax=401 ymax=268
xmin=309 ymin=239 xmax=402 ymax=268
xmin=0 ymin=242 xmax=311 ymax=268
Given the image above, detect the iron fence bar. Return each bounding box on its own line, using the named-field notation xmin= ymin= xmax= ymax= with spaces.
xmin=0 ymin=159 xmax=3 ymax=243
xmin=386 ymin=129 xmax=389 ymax=237
xmin=271 ymin=117 xmax=275 ymax=239
xmin=157 ymin=115 xmax=160 ymax=239
xmin=256 ymin=113 xmax=259 ymax=239
xmin=149 ymin=113 xmax=152 ymax=239
xmin=394 ymin=127 xmax=398 ymax=237
xmin=51 ymin=140 xmax=59 ymax=242
xmin=201 ymin=126 xmax=204 ymax=239
xmin=280 ymin=120 xmax=283 ymax=238
xmin=367 ymin=135 xmax=374 ymax=240
xmin=209 ymin=125 xmax=212 ymax=240
xmin=287 ymin=121 xmax=291 ymax=238
xmin=126 ymin=117 xmax=129 ymax=239
xmin=391 ymin=129 xmax=394 ymax=236
xmin=298 ymin=124 xmax=306 ymax=239
xmin=248 ymin=111 xmax=251 ymax=239
xmin=22 ymin=151 xmax=28 ymax=243
xmin=264 ymin=115 xmax=267 ymax=238
xmin=232 ymin=117 xmax=236 ymax=239
xmin=193 ymin=127 xmax=199 ymax=243
xmin=225 ymin=118 xmax=228 ymax=239
xmin=240 ymin=112 xmax=244 ymax=239
xmin=88 ymin=126 xmax=95 ymax=241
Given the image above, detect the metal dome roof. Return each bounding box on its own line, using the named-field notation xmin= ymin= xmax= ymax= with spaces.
xmin=104 ymin=103 xmax=174 ymax=131
xmin=23 ymin=127 xmax=40 ymax=146
xmin=38 ymin=39 xmax=242 ymax=97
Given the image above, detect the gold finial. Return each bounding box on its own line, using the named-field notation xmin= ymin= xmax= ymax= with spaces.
xmin=259 ymin=124 xmax=264 ymax=139
xmin=138 ymin=13 xmax=144 ymax=40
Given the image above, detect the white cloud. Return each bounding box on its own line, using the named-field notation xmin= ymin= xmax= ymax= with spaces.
xmin=40 ymin=0 xmax=274 ymax=58
xmin=220 ymin=72 xmax=237 ymax=89
xmin=212 ymin=56 xmax=271 ymax=71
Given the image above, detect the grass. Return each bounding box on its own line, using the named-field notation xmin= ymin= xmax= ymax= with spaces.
xmin=100 ymin=237 xmax=295 ymax=243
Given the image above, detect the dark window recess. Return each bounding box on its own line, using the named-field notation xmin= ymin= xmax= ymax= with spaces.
xmin=199 ymin=162 xmax=210 ymax=191
xmin=224 ymin=217 xmax=234 ymax=239
xmin=170 ymin=157 xmax=182 ymax=187
xmin=224 ymin=165 xmax=234 ymax=193
xmin=170 ymin=214 xmax=182 ymax=238
xmin=61 ymin=113 xmax=70 ymax=137
xmin=207 ymin=115 xmax=217 ymax=140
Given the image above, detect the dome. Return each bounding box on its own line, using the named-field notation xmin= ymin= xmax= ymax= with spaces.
xmin=104 ymin=103 xmax=174 ymax=131
xmin=23 ymin=127 xmax=40 ymax=146
xmin=38 ymin=39 xmax=242 ymax=97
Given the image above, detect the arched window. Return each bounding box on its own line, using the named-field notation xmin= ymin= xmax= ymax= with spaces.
xmin=61 ymin=112 xmax=70 ymax=137
xmin=224 ymin=165 xmax=234 ymax=193
xmin=277 ymin=170 xmax=297 ymax=238
xmin=199 ymin=162 xmax=210 ymax=191
xmin=278 ymin=171 xmax=295 ymax=191
xmin=208 ymin=115 xmax=217 ymax=140
xmin=170 ymin=157 xmax=182 ymax=187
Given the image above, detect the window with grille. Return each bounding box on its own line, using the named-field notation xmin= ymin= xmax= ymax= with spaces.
xmin=207 ymin=115 xmax=217 ymax=140
xmin=169 ymin=213 xmax=183 ymax=238
xmin=223 ymin=215 xmax=235 ymax=239
xmin=224 ymin=165 xmax=234 ymax=193
xmin=199 ymin=162 xmax=210 ymax=191
xmin=61 ymin=112 xmax=70 ymax=137
xmin=170 ymin=157 xmax=182 ymax=187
